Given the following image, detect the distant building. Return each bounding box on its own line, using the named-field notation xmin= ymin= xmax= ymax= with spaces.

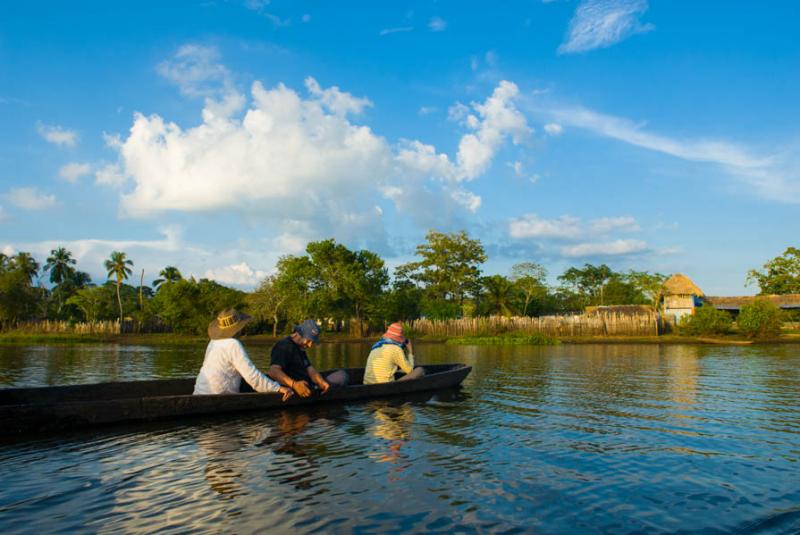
xmin=705 ymin=295 xmax=800 ymax=315
xmin=662 ymin=273 xmax=704 ymax=320
xmin=661 ymin=274 xmax=800 ymax=320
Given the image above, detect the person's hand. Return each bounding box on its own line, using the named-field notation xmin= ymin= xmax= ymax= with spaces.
xmin=405 ymin=340 xmax=414 ymax=355
xmin=278 ymin=386 xmax=294 ymax=402
xmin=318 ymin=378 xmax=330 ymax=395
xmin=292 ymin=379 xmax=313 ymax=398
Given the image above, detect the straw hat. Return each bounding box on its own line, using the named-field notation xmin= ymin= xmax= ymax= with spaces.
xmin=208 ymin=308 xmax=252 ymax=340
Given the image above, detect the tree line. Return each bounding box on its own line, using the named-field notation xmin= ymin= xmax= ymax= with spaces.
xmin=2 ymin=232 xmax=798 ymax=335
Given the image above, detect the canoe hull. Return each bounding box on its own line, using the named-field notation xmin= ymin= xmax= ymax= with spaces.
xmin=0 ymin=364 xmax=471 ymax=436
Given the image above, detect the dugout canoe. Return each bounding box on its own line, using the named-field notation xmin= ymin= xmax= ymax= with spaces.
xmin=0 ymin=363 xmax=471 ymax=436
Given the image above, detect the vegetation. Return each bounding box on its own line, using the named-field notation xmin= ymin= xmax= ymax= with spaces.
xmin=737 ymin=299 xmax=784 ymax=339
xmin=678 ymin=305 xmax=733 ymax=336
xmin=747 ymin=247 xmax=800 ymax=294
xmin=1 ymin=232 xmax=792 ymax=342
xmin=446 ymin=333 xmax=560 ymax=345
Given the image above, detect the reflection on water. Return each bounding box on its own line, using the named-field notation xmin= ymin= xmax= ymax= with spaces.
xmin=1 ymin=343 xmax=800 ymax=533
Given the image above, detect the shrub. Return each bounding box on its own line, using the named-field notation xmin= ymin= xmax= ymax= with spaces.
xmin=737 ymin=299 xmax=784 ymax=339
xmin=678 ymin=305 xmax=733 ymax=336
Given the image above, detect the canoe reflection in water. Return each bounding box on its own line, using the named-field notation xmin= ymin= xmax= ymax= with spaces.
xmin=198 ymin=406 xmax=349 ymax=497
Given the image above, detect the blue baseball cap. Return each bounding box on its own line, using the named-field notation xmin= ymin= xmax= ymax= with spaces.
xmin=295 ymin=319 xmax=321 ymax=344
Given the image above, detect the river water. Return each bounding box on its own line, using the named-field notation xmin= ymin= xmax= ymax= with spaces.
xmin=1 ymin=342 xmax=799 ymax=534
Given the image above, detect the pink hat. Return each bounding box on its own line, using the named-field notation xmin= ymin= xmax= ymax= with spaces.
xmin=383 ymin=322 xmax=407 ymax=344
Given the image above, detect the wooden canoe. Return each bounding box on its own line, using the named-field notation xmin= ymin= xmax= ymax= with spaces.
xmin=0 ymin=363 xmax=471 ymax=436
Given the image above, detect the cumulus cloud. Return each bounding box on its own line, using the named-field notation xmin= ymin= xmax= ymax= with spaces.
xmin=5 ymin=187 xmax=57 ymax=210
xmin=560 ymin=239 xmax=648 ymax=257
xmin=304 ymin=77 xmax=372 ymax=115
xmin=204 ymin=262 xmax=267 ymax=287
xmin=452 ymin=81 xmax=532 ymax=180
xmin=59 ymin=162 xmax=92 ymax=183
xmin=156 ymin=44 xmax=233 ymax=98
xmin=428 ymin=17 xmax=447 ymax=31
xmin=510 ymin=214 xmax=582 ymax=240
xmin=589 ymin=216 xmax=640 ymax=233
xmin=558 ymin=0 xmax=654 ymax=54
xmin=37 ymin=123 xmax=78 ymax=147
xmin=510 ymin=213 xmax=640 ymax=240
xmin=544 ymin=123 xmax=563 ymax=136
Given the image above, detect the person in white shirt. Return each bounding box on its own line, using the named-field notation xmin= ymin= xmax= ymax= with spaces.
xmin=193 ymin=308 xmax=294 ymax=400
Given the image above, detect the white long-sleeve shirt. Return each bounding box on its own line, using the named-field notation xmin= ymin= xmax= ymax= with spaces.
xmin=193 ymin=338 xmax=282 ymax=395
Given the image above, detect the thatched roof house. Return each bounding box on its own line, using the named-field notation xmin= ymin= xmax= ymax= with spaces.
xmin=663 ymin=274 xmax=705 ymax=297
xmin=662 ymin=274 xmax=704 ymax=320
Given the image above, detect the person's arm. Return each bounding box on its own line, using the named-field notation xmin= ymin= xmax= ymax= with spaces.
xmin=268 ymin=364 xmax=312 ymax=397
xmin=307 ymin=365 xmax=330 ymax=394
xmin=231 ymin=343 xmax=293 ymax=401
xmin=392 ymin=345 xmax=414 ymax=375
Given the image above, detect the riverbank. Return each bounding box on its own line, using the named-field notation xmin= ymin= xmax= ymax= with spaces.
xmin=1 ymin=331 xmax=798 ymax=346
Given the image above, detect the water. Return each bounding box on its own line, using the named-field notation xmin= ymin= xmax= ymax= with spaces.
xmin=1 ymin=342 xmax=799 ymax=533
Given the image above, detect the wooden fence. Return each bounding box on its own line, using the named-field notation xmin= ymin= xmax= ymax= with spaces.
xmin=407 ymin=311 xmax=660 ymax=338
xmin=7 ymin=320 xmax=123 ymax=335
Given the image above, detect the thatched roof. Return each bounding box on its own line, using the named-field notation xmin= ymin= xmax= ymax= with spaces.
xmin=663 ymin=274 xmax=704 ymax=297
xmin=705 ymin=294 xmax=800 ymax=310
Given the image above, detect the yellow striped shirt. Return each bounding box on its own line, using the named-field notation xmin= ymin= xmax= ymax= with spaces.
xmin=363 ymin=344 xmax=414 ymax=384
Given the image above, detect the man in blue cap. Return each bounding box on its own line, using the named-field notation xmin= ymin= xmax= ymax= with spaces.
xmin=268 ymin=319 xmax=348 ymax=397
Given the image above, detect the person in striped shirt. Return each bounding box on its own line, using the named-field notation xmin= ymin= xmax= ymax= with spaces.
xmin=363 ymin=322 xmax=425 ymax=385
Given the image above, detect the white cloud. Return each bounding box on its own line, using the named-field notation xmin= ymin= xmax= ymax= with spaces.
xmin=156 ymin=44 xmax=233 ymax=98
xmin=510 ymin=214 xmax=582 ymax=239
xmin=429 ymin=17 xmax=447 ymax=31
xmin=37 ymin=123 xmax=78 ymax=147
xmin=450 ymin=189 xmax=482 ymax=213
xmin=418 ymin=106 xmax=437 ymax=116
xmin=304 ymin=77 xmax=372 ymax=115
xmin=2 ymin=245 xmax=13 ymax=256
xmin=5 ymin=187 xmax=57 ymax=210
xmin=558 ymin=0 xmax=654 ymax=54
xmin=561 ymin=239 xmax=648 ymax=257
xmin=59 ymin=162 xmax=92 ymax=183
xmin=204 ymin=262 xmax=267 ymax=287
xmin=589 ymin=216 xmax=640 ymax=233
xmin=544 ymin=123 xmax=563 ymax=136
xmin=538 ymin=103 xmax=800 ymax=203
xmin=507 ymin=160 xmax=524 ymax=176
xmin=510 ymin=213 xmax=640 ymax=240
xmin=380 ymin=27 xmax=413 ymax=36
xmin=454 ymin=81 xmax=531 ymax=180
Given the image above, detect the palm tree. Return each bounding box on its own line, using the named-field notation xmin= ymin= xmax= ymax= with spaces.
xmin=482 ymin=275 xmax=516 ymax=317
xmin=44 ymin=247 xmax=77 ymax=285
xmin=153 ymin=266 xmax=183 ymax=290
xmin=12 ymin=252 xmax=40 ymax=283
xmin=104 ymin=251 xmax=133 ymax=324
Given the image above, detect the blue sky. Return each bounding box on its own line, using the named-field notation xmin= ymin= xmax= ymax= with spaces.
xmin=1 ymin=0 xmax=798 ymax=295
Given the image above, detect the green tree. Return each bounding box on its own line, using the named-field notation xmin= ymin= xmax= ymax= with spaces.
xmin=248 ymin=274 xmax=288 ymax=337
xmin=43 ymin=247 xmax=77 ymax=285
xmin=746 ymin=247 xmax=800 ymax=294
xmin=510 ymin=262 xmax=548 ymax=316
xmin=66 ymin=286 xmax=111 ymax=322
xmin=104 ymin=251 xmax=133 ymax=323
xmin=481 ymin=274 xmax=516 ymax=317
xmin=678 ymin=305 xmax=733 ymax=336
xmin=737 ymin=299 xmax=784 ymax=338
xmin=153 ymin=266 xmax=183 ymax=290
xmin=558 ymin=263 xmax=615 ymax=306
xmin=397 ymin=230 xmax=486 ymax=318
xmin=11 ymin=252 xmax=40 ymax=284
xmin=624 ymin=270 xmax=668 ymax=306
xmin=273 ymin=254 xmax=317 ymax=325
xmin=150 ymin=278 xmax=244 ymax=334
